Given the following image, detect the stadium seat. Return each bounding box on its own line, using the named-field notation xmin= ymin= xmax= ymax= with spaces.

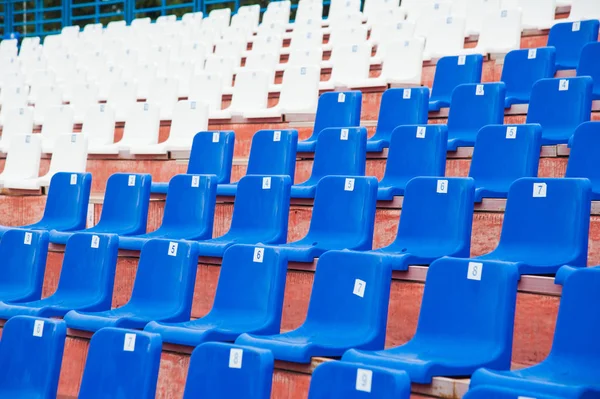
xmin=0 ymin=316 xmax=66 ymax=398
xmin=151 ymin=131 xmax=234 ymax=194
xmin=145 ymin=245 xmax=287 ymax=346
xmin=218 ymin=130 xmax=297 ymax=196
xmin=367 ymin=87 xmax=430 ymax=152
xmin=81 ymin=103 xmax=116 ymax=150
xmin=476 ymin=178 xmax=591 ymax=274
xmin=64 ymin=239 xmax=199 ymax=332
xmin=377 ymin=125 xmax=447 ymax=200
xmin=368 ymin=8 xmax=410 ymax=45
xmin=321 ymin=43 xmax=373 ymax=90
xmin=243 ymin=52 xmax=279 ymax=81
xmin=297 ymin=91 xmax=362 ymax=152
xmin=134 ymin=62 xmax=158 ymax=100
xmin=526 ymin=77 xmax=592 ymax=145
xmin=308 ymin=361 xmax=411 ymax=399
xmin=547 ymin=20 xmax=600 ymax=70
xmin=279 ymin=176 xmax=377 ymax=262
xmin=70 ymin=82 xmax=100 ymax=123
xmin=0 ymin=83 xmax=28 ymax=109
xmin=235 ymin=250 xmax=392 ymax=363
xmin=429 ymin=54 xmax=484 ymax=111
xmin=213 ymin=70 xmax=271 ymax=119
xmin=463 ymin=386 xmax=563 ymax=399
xmin=283 ymin=48 xmax=324 ymax=71
xmin=195 ymin=175 xmax=291 ymax=257
xmin=49 ymin=173 xmax=152 ymax=244
xmin=119 ymin=175 xmax=217 ymax=250
xmin=565 ymin=122 xmax=600 ymax=200
xmin=0 ymin=106 xmax=34 ymax=152
xmin=78 ymin=328 xmax=162 ymax=399
xmin=182 ymin=342 xmax=274 ymax=399
xmin=0 ymin=134 xmax=42 ymax=187
xmin=282 ymin=28 xmax=323 ymax=56
xmin=470 ymin=124 xmax=542 ymax=202
xmin=371 ymin=37 xmax=424 ymax=86
xmin=447 ymin=82 xmax=507 ymax=150
xmin=371 ymin=20 xmax=416 ymax=57
xmin=28 ymin=69 xmax=55 ymax=102
xmin=469 ymin=266 xmax=600 ymax=398
xmin=147 ymin=76 xmax=179 ymax=120
xmin=423 ymin=16 xmax=466 ymax=61
xmin=170 ymin=59 xmax=195 ymax=97
xmin=324 ymin=24 xmax=368 ymax=53
xmin=189 ymin=71 xmax=226 ymax=113
xmin=106 ymin=79 xmax=138 ymax=122
xmin=246 ymin=34 xmax=283 ymax=60
xmin=292 ymin=127 xmax=367 ymax=198
xmin=576 ymin=42 xmax=600 ymax=100
xmin=413 ymin=0 xmax=453 ymax=37
xmin=343 ymin=258 xmax=519 ymax=383
xmin=464 ymin=8 xmax=522 ymax=56
xmin=0 ymin=229 xmax=48 ymax=303
xmin=0 ymin=233 xmax=118 ymax=319
xmin=519 ymin=0 xmax=556 ymax=30
xmin=502 ymin=47 xmax=556 ymax=107
xmin=566 ymin=0 xmax=600 ymax=21
xmin=33 ymin=84 xmax=63 ymax=125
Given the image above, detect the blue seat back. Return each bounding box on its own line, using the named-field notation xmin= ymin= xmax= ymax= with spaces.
xmin=370 ymin=87 xmax=430 ymax=143
xmin=0 ymin=316 xmax=66 ymax=398
xmin=307 ymin=176 xmax=377 ymax=250
xmin=577 ymin=42 xmax=600 ymax=99
xmin=526 ymin=77 xmax=593 ymax=143
xmin=382 ymin=125 xmax=448 ymax=184
xmin=307 ymin=91 xmax=362 ymax=142
xmin=501 ymin=47 xmax=556 ymax=105
xmin=498 ymin=178 xmax=591 ymax=265
xmin=37 ymin=172 xmax=92 ymax=230
xmin=78 ymin=328 xmax=162 ymax=399
xmin=547 ymin=20 xmax=600 ymax=69
xmin=310 ymin=127 xmax=367 ymax=181
xmin=187 ymin=131 xmax=235 ymax=184
xmin=228 ymin=175 xmax=291 ymax=244
xmin=417 ymin=258 xmax=519 ymax=366
xmin=308 ymin=361 xmax=410 ymax=399
xmin=430 ymin=54 xmax=483 ymax=105
xmin=161 ymin=174 xmax=217 ymax=238
xmin=183 ymin=342 xmax=274 ymax=399
xmin=246 ymin=129 xmax=298 ymax=179
xmin=303 ymin=251 xmax=392 ymax=348
xmin=211 ymin=245 xmax=287 ymax=334
xmin=96 ymin=173 xmax=152 ymax=235
xmin=128 ymin=239 xmax=199 ymax=320
xmin=55 ymin=233 xmax=119 ymax=307
xmin=469 ymin=124 xmax=542 ymax=191
xmin=0 ymin=229 xmax=48 ymax=301
xmin=566 ymin=122 xmax=600 ymax=196
xmin=464 ymin=386 xmax=562 ymax=399
xmin=394 ymin=177 xmax=475 ymax=257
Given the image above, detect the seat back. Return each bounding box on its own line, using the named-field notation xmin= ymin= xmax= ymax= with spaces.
xmin=309 ymin=127 xmax=367 ymax=181
xmin=0 ymin=316 xmax=66 ymax=398
xmin=189 ymin=71 xmax=225 ymax=111
xmin=330 ymin=43 xmax=372 ymax=85
xmin=228 ymin=175 xmax=291 ymax=244
xmin=187 ymin=131 xmax=235 ymax=184
xmin=121 ymin=102 xmax=160 ymax=146
xmin=0 ymin=83 xmax=28 ymax=107
xmin=40 ymin=105 xmax=74 ymax=144
xmin=566 ymin=122 xmax=600 ymax=195
xmin=250 ymin=34 xmax=283 ymax=56
xmin=47 ymin=134 xmax=88 ymax=178
xmin=37 ymin=172 xmax=92 ymax=230
xmin=278 ymin=66 xmax=320 ymax=113
xmin=548 ymin=20 xmax=600 ymax=69
xmin=501 ymin=47 xmax=556 ymax=105
xmin=307 ymin=91 xmax=362 ymax=143
xmin=169 ymin=100 xmax=209 ymax=145
xmin=183 ymin=342 xmax=274 ymax=399
xmin=430 ymin=54 xmax=483 ymax=106
xmin=577 ymin=42 xmax=600 ymax=99
xmin=204 ymin=55 xmax=235 ymax=90
xmin=289 ymin=29 xmax=323 ymax=53
xmin=371 ymin=88 xmax=429 ymax=144
xmin=520 ymin=0 xmax=556 ymax=28
xmin=287 ymin=47 xmax=324 ymax=69
xmin=414 ymin=0 xmax=452 ymax=36
xmin=369 ymin=8 xmax=409 ymax=43
xmin=308 ymin=361 xmax=411 ymax=399
xmin=79 ymin=328 xmax=162 ymax=399
xmin=244 ymin=52 xmax=279 ymax=78
xmin=2 ymin=106 xmax=34 ymax=141
xmin=107 ymin=79 xmax=137 ymax=111
xmin=477 ymin=8 xmax=521 ymax=52
xmin=247 ymin=129 xmax=298 ymax=178
xmin=95 ymin=173 xmax=152 ymax=235
xmin=70 ymin=83 xmax=100 ymax=118
xmin=81 ymin=103 xmax=116 ymax=146
xmin=230 ymin=69 xmax=270 ymax=112
xmin=424 ymin=15 xmax=466 ymax=57
xmin=526 ymin=77 xmax=592 ymax=143
xmin=214 ymin=38 xmax=246 ymax=65
xmin=3 ymin=134 xmax=42 ymax=180
xmin=569 ymin=0 xmax=600 ymax=20
xmin=147 ymin=76 xmax=179 ymax=114
xmin=328 ymin=24 xmax=368 ymax=48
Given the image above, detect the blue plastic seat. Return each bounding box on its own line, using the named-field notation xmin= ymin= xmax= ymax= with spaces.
xmin=476 ymin=177 xmax=591 ymax=275
xmin=429 ymin=54 xmax=483 ymax=111
xmin=78 ymin=328 xmax=162 ymax=399
xmin=64 ymin=239 xmax=199 ymax=332
xmin=217 ymin=129 xmax=298 ymax=196
xmin=501 ymin=47 xmax=556 ymax=108
xmin=308 ymin=361 xmax=410 ymax=399
xmin=470 ymin=266 xmax=600 ymax=398
xmin=151 ymin=131 xmax=235 ymax=194
xmin=343 ymin=258 xmax=519 ymax=383
xmin=144 ymin=245 xmax=287 ymax=347
xmin=182 ymin=342 xmax=274 ymax=399
xmin=297 ymin=91 xmax=362 ymax=152
xmin=469 ymin=124 xmax=542 ymax=202
xmin=377 ymin=125 xmax=448 ymax=200
xmin=366 ymin=87 xmax=430 ymax=152
xmin=279 ymin=176 xmax=377 ymax=262
xmin=235 ymin=250 xmax=392 ymax=363
xmin=49 ymin=173 xmax=152 ymax=244
xmin=371 ymin=177 xmax=475 ymax=271
xmin=566 ymin=122 xmax=600 ymax=200
xmin=196 ymin=175 xmax=291 ymax=257
xmin=526 ymin=77 xmax=593 ymax=145
xmin=547 ymin=20 xmax=599 ymax=70
xmin=0 ymin=316 xmax=66 ymax=398
xmin=464 ymin=386 xmax=562 ymax=399
xmin=0 ymin=229 xmax=48 ymax=303
xmin=576 ymin=42 xmax=600 ymax=100
xmin=446 ymin=82 xmax=506 ymax=151
xmin=0 ymin=233 xmax=118 ymax=319
xmin=291 ymin=127 xmax=366 ymax=199
xmin=119 ymin=174 xmax=217 ymax=250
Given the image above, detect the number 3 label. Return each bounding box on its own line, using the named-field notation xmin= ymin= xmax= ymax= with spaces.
xmin=229 ymin=348 xmax=243 ymax=369
xmin=355 ymin=368 xmax=373 ymax=392
xmin=468 ymin=262 xmax=483 ymax=281
xmin=533 ymin=183 xmax=547 ymax=198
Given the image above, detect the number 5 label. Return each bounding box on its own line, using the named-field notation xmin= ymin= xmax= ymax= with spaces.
xmin=168 ymin=242 xmax=178 ymax=256
xmin=345 ymin=178 xmax=355 ymax=192
xmin=533 ymin=183 xmax=547 ymax=198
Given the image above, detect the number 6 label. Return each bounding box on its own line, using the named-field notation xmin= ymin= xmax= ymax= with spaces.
xmin=229 ymin=348 xmax=243 ymax=369
xmin=355 ymin=368 xmax=373 ymax=392
xmin=468 ymin=262 xmax=483 ymax=281
xmin=437 ymin=180 xmax=448 ymax=194
xmin=533 ymin=182 xmax=547 ymax=198
xmin=253 ymin=247 xmax=264 ymax=263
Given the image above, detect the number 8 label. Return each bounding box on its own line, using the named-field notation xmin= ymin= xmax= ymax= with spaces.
xmin=229 ymin=348 xmax=243 ymax=369
xmin=468 ymin=262 xmax=483 ymax=281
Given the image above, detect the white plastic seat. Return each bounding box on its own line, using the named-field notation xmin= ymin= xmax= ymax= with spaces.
xmin=324 ymin=24 xmax=368 ymax=52
xmin=263 ymin=1 xmax=291 ymax=25
xmin=423 ymin=15 xmax=467 ymax=60
xmin=465 ymin=0 xmax=501 ymax=35
xmin=157 ymin=15 xmax=176 ymax=25
xmin=214 ymin=38 xmax=247 ymax=67
xmin=0 ymin=83 xmax=29 ymax=108
xmin=327 ymin=0 xmax=361 ymax=25
xmin=291 ymin=2 xmax=323 ymax=30
xmin=39 ymin=105 xmax=74 ymax=153
xmin=246 ymin=34 xmax=283 ymax=57
xmin=60 ymin=26 xmax=80 ymax=45
xmin=213 ymin=69 xmax=271 ymax=119
xmin=0 ymin=56 xmax=20 ymax=76
xmin=204 ymin=55 xmax=236 ymax=92
xmin=463 ymin=8 xmax=522 ymax=55
xmin=280 ymin=48 xmax=324 ymax=71
xmin=23 ymin=56 xmax=48 ymax=85
xmin=33 ymin=84 xmax=63 ymax=125
xmin=256 ymin=21 xmax=287 ymax=39
xmin=0 ymin=134 xmax=41 ymax=187
xmin=371 ymin=20 xmax=416 ymax=63
xmin=145 ymin=45 xmax=171 ymax=77
xmin=60 ymin=68 xmax=89 ymax=103
xmin=244 ymin=52 xmax=279 ymax=81
xmin=92 ymin=64 xmax=122 ymax=100
xmin=207 ymin=8 xmax=232 ymax=31
xmin=512 ymin=0 xmax=556 ymax=30
xmin=82 ymin=104 xmax=116 ymax=152
xmin=134 ymin=63 xmax=157 ymax=100
xmin=129 ymin=100 xmax=209 ymax=154
xmin=368 ymin=8 xmax=410 ymax=45
xmin=0 ymin=107 xmax=34 ymax=152
xmin=106 ymin=79 xmax=138 ymax=122
xmin=189 ymin=72 xmax=224 ymax=115
xmin=281 ymin=28 xmax=323 ymax=55
xmin=147 ymin=77 xmax=179 ymax=120
xmin=363 ymin=0 xmax=401 ymax=21
xmin=237 ymin=4 xmax=261 ymax=30
xmin=321 ymin=42 xmax=376 ymax=89
xmin=168 ymin=60 xmax=194 ymax=98
xmin=131 ymin=17 xmax=151 ymax=29
xmin=70 ymin=83 xmax=99 ymax=124
xmin=323 ymin=11 xmax=364 ymax=36
xmin=566 ymin=0 xmax=600 ymax=21
xmin=175 ymin=41 xmax=209 ymax=66
xmin=27 ymin=70 xmax=56 ymax=103
xmin=414 ymin=1 xmax=453 ymax=37
xmin=222 ymin=24 xmax=255 ymax=41
xmin=374 ymin=37 xmax=425 ymax=86
xmin=0 ymin=39 xmax=18 ymax=58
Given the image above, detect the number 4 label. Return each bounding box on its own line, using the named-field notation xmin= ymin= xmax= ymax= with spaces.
xmin=533 ymin=182 xmax=547 ymax=198
xmin=559 ymin=79 xmax=569 ymax=91
xmin=253 ymin=247 xmax=264 ymax=263
xmin=468 ymin=262 xmax=483 ymax=281
xmin=123 ymin=333 xmax=136 ymax=352
xmin=229 ymin=348 xmax=243 ymax=369
xmin=262 ymin=177 xmax=271 ymax=190
xmin=33 ymin=320 xmax=44 ymax=337
xmin=355 ymin=368 xmax=373 ymax=392
xmin=416 ymin=126 xmax=426 ymax=138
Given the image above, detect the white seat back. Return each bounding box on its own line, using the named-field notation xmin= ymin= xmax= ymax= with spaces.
xmin=476 ymin=8 xmax=522 ymax=54
xmin=414 ymin=1 xmax=453 ymax=37
xmin=2 ymin=107 xmax=34 ymax=144
xmin=70 ymin=83 xmax=99 ymax=121
xmin=121 ymin=102 xmax=160 ymax=146
xmin=380 ymin=37 xmax=424 ymax=85
xmin=0 ymin=84 xmax=29 ymax=107
xmin=569 ymin=0 xmax=600 ymax=20
xmin=230 ymin=69 xmax=270 ymax=112
xmin=204 ymin=55 xmax=236 ymax=89
xmin=287 ymin=48 xmax=324 ymax=68
xmin=251 ymin=34 xmax=283 ymax=55
xmin=189 ymin=72 xmax=224 ymax=112
xmin=168 ymin=100 xmax=209 ymax=146
xmin=82 ymin=104 xmax=116 ymax=146
xmin=424 ymin=15 xmax=466 ymax=58
xmin=1 ymin=134 xmax=41 ymax=181
xmin=328 ymin=24 xmax=368 ymax=49
xmin=147 ymin=77 xmax=179 ymax=119
xmin=41 ymin=105 xmax=74 ymax=146
xmin=289 ymin=28 xmax=323 ymax=52
xmin=278 ymin=65 xmax=320 ymax=113
xmin=45 ymin=134 xmax=88 ymax=179
xmin=330 ymin=43 xmax=372 ymax=86
xmin=465 ymin=0 xmax=501 ymax=35
xmin=107 ymin=80 xmax=138 ymax=114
